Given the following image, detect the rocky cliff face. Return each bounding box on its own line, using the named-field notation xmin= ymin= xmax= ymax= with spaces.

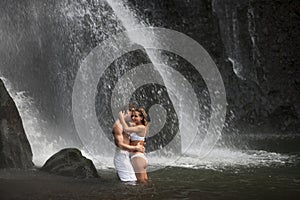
xmin=128 ymin=0 xmax=300 ymax=133
xmin=0 ymin=78 xmax=34 ymax=169
xmin=213 ymin=0 xmax=300 ymax=133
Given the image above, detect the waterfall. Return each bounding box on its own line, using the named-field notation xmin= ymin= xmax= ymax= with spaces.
xmin=104 ymin=0 xmax=205 ymax=161
xmin=0 ymin=77 xmax=68 ymax=166
xmin=1 ymin=0 xmax=292 ymax=170
xmin=100 ymin=0 xmax=291 ymax=169
xmin=247 ymin=2 xmax=261 ymax=83
xmin=212 ymin=0 xmax=258 ymax=82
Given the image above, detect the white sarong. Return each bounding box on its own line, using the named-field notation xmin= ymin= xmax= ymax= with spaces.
xmin=114 ymin=148 xmax=137 ymax=182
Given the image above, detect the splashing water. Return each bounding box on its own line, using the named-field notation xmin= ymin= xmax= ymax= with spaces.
xmin=98 ymin=0 xmax=294 ymax=169
xmin=0 ymin=1 xmax=295 ymax=170
xmin=0 ymin=77 xmax=70 ymax=166
xmin=104 ymin=0 xmax=205 ymax=164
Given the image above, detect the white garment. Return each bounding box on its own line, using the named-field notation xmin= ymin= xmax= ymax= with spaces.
xmin=130 ymin=153 xmax=148 ymax=164
xmin=130 ymin=132 xmax=145 ymax=141
xmin=114 ymin=148 xmax=137 ymax=182
xmin=129 ymin=132 xmax=147 ymax=165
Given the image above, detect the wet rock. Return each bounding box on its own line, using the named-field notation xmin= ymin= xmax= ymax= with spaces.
xmin=129 ymin=0 xmax=300 ymax=134
xmin=41 ymin=148 xmax=99 ymax=178
xmin=0 ymin=78 xmax=34 ymax=169
xmin=211 ymin=0 xmax=300 ymax=133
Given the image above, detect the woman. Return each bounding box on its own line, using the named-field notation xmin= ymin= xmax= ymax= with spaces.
xmin=113 ymin=104 xmax=144 ymax=182
xmin=119 ymin=107 xmax=148 ymax=183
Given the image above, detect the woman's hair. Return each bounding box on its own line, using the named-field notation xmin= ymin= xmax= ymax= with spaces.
xmin=135 ymin=107 xmax=148 ymax=126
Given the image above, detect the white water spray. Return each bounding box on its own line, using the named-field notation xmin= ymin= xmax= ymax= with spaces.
xmin=0 ymin=77 xmax=68 ymax=166
xmin=102 ymin=0 xmax=292 ymax=169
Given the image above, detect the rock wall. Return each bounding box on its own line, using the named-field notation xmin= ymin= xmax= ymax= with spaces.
xmin=129 ymin=0 xmax=300 ymax=133
xmin=213 ymin=0 xmax=300 ymax=133
xmin=0 ymin=78 xmax=34 ymax=169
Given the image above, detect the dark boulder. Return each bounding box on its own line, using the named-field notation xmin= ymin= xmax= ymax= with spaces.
xmin=0 ymin=78 xmax=34 ymax=169
xmin=41 ymin=148 xmax=99 ymax=178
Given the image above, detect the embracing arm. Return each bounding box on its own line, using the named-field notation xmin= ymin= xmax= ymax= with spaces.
xmin=113 ymin=125 xmax=144 ymax=152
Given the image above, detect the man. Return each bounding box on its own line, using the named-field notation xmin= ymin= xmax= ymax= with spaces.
xmin=112 ymin=104 xmax=144 ymax=182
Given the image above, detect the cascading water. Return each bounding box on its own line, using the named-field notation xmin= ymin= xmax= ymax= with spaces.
xmin=99 ymin=0 xmax=291 ymax=169
xmin=103 ymin=0 xmax=195 ymax=165
xmin=212 ymin=0 xmax=259 ymax=82
xmin=0 ymin=0 xmax=293 ymax=170
xmin=0 ymin=77 xmax=68 ymax=166
xmin=0 ymin=0 xmax=124 ymax=166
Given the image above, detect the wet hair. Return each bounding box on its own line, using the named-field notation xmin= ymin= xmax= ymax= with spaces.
xmin=122 ymin=103 xmax=135 ymax=112
xmin=134 ymin=107 xmax=148 ymax=126
xmin=128 ymin=103 xmax=135 ymax=112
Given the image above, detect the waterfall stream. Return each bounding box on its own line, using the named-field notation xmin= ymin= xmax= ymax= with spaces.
xmin=0 ymin=0 xmax=293 ymax=169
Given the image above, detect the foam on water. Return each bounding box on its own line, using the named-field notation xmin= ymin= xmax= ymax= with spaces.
xmin=82 ymin=147 xmax=294 ymax=171
xmin=61 ymin=149 xmax=292 ymax=171
xmin=174 ymin=149 xmax=292 ymax=170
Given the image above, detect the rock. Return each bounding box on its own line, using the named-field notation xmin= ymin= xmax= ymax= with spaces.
xmin=211 ymin=0 xmax=300 ymax=133
xmin=41 ymin=148 xmax=99 ymax=178
xmin=0 ymin=78 xmax=34 ymax=169
xmin=262 ymin=27 xmax=269 ymax=35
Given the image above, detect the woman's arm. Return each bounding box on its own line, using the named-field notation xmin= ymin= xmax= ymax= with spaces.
xmin=113 ymin=124 xmax=144 ymax=152
xmin=118 ymin=111 xmax=145 ymax=134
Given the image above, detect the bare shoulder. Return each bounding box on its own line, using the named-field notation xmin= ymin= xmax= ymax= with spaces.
xmin=136 ymin=124 xmax=146 ymax=131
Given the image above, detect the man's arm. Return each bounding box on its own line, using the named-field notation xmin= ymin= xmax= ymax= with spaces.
xmin=113 ymin=125 xmax=144 ymax=152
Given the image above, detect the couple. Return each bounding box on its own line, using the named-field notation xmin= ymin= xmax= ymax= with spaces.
xmin=112 ymin=104 xmax=148 ymax=183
